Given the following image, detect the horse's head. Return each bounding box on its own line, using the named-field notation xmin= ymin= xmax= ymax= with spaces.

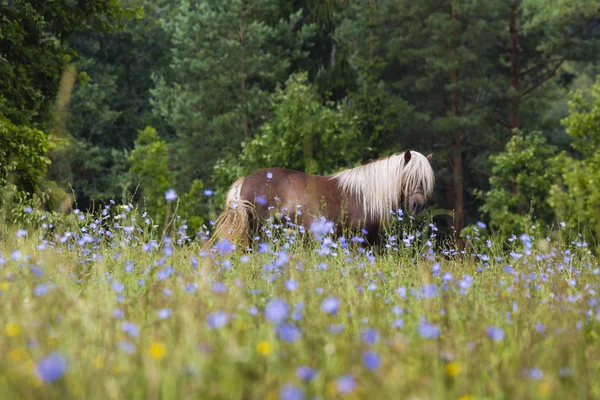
xmin=403 ymin=151 xmax=434 ymax=215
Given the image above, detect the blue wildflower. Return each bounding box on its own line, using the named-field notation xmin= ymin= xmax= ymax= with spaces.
xmin=276 ymin=324 xmax=301 ymax=343
xmin=204 ymin=189 xmax=214 ymax=196
xmin=36 ymin=353 xmax=67 ymax=383
xmin=111 ymin=281 xmax=124 ymax=293
xmin=206 ymin=311 xmax=229 ymax=329
xmin=158 ymin=309 xmax=172 ymax=320
xmin=361 ymin=328 xmax=379 ymax=345
xmin=121 ymin=321 xmax=140 ymax=338
xmin=265 ymin=299 xmax=289 ymax=324
xmin=418 ymin=321 xmax=440 ymax=339
xmin=320 ymin=297 xmax=340 ymax=315
xmin=296 ymin=366 xmax=318 ymax=382
xmin=362 ymin=351 xmax=381 ymax=371
xmin=215 ymin=239 xmax=234 ymax=256
xmin=280 ymin=384 xmax=303 ymax=400
xmin=165 ymin=189 xmax=177 ymax=201
xmin=486 ymin=326 xmax=505 ymax=342
xmin=336 ymin=375 xmax=356 ymax=395
xmin=285 ymin=279 xmax=298 ymax=291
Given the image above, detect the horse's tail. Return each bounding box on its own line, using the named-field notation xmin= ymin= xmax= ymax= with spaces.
xmin=206 ymin=177 xmax=254 ymax=250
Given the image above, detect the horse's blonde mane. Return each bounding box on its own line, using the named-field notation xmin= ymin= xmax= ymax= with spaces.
xmin=331 ymin=151 xmax=435 ymax=222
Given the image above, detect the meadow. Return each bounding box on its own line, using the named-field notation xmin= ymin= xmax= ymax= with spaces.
xmin=1 ymin=202 xmax=599 ymax=400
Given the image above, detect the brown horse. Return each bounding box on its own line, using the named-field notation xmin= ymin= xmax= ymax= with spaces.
xmin=209 ymin=151 xmax=434 ymax=247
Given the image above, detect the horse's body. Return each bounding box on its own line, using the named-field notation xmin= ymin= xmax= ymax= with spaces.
xmin=210 ymin=151 xmax=434 ymax=247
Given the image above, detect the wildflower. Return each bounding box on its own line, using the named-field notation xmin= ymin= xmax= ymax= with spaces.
xmin=215 ymin=239 xmax=234 ymax=256
xmin=111 ymin=281 xmax=124 ymax=293
xmin=157 ymin=309 xmax=172 ymax=320
xmin=336 ymin=375 xmax=356 ymax=395
xmin=212 ymin=282 xmax=227 ymax=294
xmin=165 ymin=189 xmax=177 ymax=201
xmin=157 ymin=266 xmax=174 ymax=281
xmin=256 ymin=341 xmax=273 ymax=355
xmin=296 ymin=366 xmax=318 ymax=382
xmin=248 ymin=306 xmax=259 ymax=316
xmin=121 ymin=321 xmax=140 ymax=338
xmin=36 ymin=352 xmax=67 ymax=383
xmin=206 ymin=311 xmax=229 ymax=329
xmin=16 ymin=229 xmax=27 ymax=238
xmin=476 ymin=221 xmax=487 ymax=229
xmin=529 ymin=368 xmax=543 ymax=380
xmin=204 ymin=189 xmax=214 ymax=196
xmin=118 ymin=340 xmax=136 ymax=354
xmin=266 ymin=172 xmax=273 ymax=179
xmin=486 ymin=326 xmax=505 ymax=342
xmin=310 ymin=218 xmax=334 ymax=241
xmin=148 ymin=342 xmax=166 ymax=360
xmin=285 ymin=279 xmax=298 ymax=291
xmin=392 ymin=319 xmax=404 ymax=329
xmin=361 ymin=328 xmax=379 ymax=345
xmin=33 ymin=283 xmax=52 ymax=297
xmin=24 ymin=206 xmax=33 ymax=213
xmin=11 ymin=250 xmax=21 ymax=261
xmin=320 ymin=297 xmax=340 ymax=315
xmin=265 ymin=299 xmax=289 ymax=324
xmin=445 ymin=361 xmax=462 ymax=376
xmin=280 ymin=385 xmax=304 ymax=400
xmin=418 ymin=320 xmax=440 ymax=339
xmin=276 ymin=324 xmax=301 ymax=343
xmin=112 ymin=309 xmax=124 ymax=319
xmin=362 ymin=351 xmax=381 ymax=371
xmin=5 ymin=322 xmax=21 ymax=337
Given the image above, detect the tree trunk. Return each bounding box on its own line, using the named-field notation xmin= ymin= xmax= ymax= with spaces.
xmin=240 ymin=16 xmax=249 ymax=138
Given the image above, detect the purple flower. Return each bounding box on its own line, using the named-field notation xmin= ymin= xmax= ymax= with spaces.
xmin=165 ymin=189 xmax=177 ymax=201
xmin=310 ymin=218 xmax=334 ymax=241
xmin=111 ymin=281 xmax=124 ymax=293
xmin=113 ymin=308 xmax=124 ymax=319
xmin=476 ymin=221 xmax=487 ymax=229
xmin=24 ymin=206 xmax=33 ymax=213
xmin=276 ymin=324 xmax=301 ymax=343
xmin=16 ymin=229 xmax=27 ymax=238
xmin=158 ymin=309 xmax=172 ymax=319
xmin=118 ymin=340 xmax=136 ymax=354
xmin=529 ymin=368 xmax=543 ymax=380
xmin=266 ymin=172 xmax=273 ymax=179
xmin=265 ymin=299 xmax=289 ymax=324
xmin=248 ymin=306 xmax=259 ymax=316
xmin=418 ymin=321 xmax=440 ymax=339
xmin=336 ymin=375 xmax=356 ymax=394
xmin=285 ymin=279 xmax=298 ymax=291
xmin=121 ymin=321 xmax=140 ymax=338
xmin=215 ymin=239 xmax=234 ymax=256
xmin=157 ymin=266 xmax=174 ymax=281
xmin=362 ymin=351 xmax=381 ymax=371
xmin=212 ymin=282 xmax=227 ymax=294
xmin=36 ymin=352 xmax=67 ymax=383
xmin=361 ymin=328 xmax=379 ymax=345
xmin=206 ymin=311 xmax=229 ymax=329
xmin=203 ymin=189 xmax=214 ymax=197
xmin=320 ymin=297 xmax=340 ymax=315
xmin=486 ymin=326 xmax=505 ymax=342
xmin=34 ymin=283 xmax=51 ymax=296
xmin=296 ymin=366 xmax=318 ymax=382
xmin=280 ymin=384 xmax=303 ymax=400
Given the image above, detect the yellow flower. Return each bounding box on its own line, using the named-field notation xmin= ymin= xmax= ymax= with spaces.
xmin=445 ymin=361 xmax=463 ymax=377
xmin=148 ymin=342 xmax=166 ymax=360
xmin=0 ymin=282 xmax=11 ymax=291
xmin=93 ymin=355 xmax=106 ymax=369
xmin=256 ymin=341 xmax=273 ymax=356
xmin=8 ymin=347 xmax=27 ymax=363
xmin=537 ymin=380 xmax=552 ymax=397
xmin=5 ymin=322 xmax=21 ymax=337
xmin=458 ymin=396 xmax=475 ymax=400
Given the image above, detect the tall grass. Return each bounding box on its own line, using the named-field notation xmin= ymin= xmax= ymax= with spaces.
xmin=0 ymin=202 xmax=598 ymax=400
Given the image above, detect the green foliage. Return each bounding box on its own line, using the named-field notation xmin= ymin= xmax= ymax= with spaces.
xmin=151 ymin=0 xmax=315 ymax=192
xmin=551 ymin=76 xmax=600 ymax=246
xmin=214 ymin=72 xmax=364 ymax=188
xmin=0 ymin=116 xmax=53 ymax=192
xmin=477 ymin=132 xmax=558 ymax=236
xmin=0 ymin=0 xmax=129 ymax=127
xmin=128 ymin=126 xmax=172 ymax=224
xmin=128 ymin=126 xmax=206 ymax=232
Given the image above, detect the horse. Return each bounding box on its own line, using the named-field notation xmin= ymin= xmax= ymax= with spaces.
xmin=208 ymin=150 xmax=434 ymax=248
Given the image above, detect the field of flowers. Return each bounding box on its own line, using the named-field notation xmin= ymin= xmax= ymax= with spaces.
xmin=1 ymin=202 xmax=599 ymax=400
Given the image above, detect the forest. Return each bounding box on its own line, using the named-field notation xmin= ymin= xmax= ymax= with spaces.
xmin=2 ymin=0 xmax=600 ymax=244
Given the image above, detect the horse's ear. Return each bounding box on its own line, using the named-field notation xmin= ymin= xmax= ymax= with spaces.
xmin=404 ymin=151 xmax=412 ymax=164
xmin=426 ymin=153 xmax=433 ymax=162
